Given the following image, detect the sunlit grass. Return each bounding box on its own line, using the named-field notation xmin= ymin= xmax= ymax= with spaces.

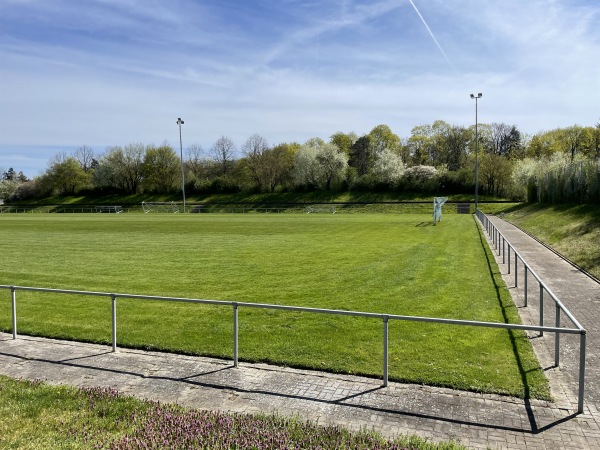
xmin=0 ymin=213 xmax=549 ymax=399
xmin=0 ymin=376 xmax=466 ymax=449
xmin=503 ymin=203 xmax=600 ymax=279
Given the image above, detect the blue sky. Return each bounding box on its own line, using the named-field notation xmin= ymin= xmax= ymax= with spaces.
xmin=1 ymin=0 xmax=599 ymax=177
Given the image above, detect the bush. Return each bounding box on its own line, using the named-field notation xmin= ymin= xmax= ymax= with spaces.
xmin=400 ymin=165 xmax=440 ymax=192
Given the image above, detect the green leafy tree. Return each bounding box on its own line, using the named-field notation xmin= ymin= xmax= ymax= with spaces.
xmin=368 ymin=124 xmax=400 ymax=156
xmin=260 ymin=144 xmax=296 ymax=192
xmin=143 ymin=143 xmax=180 ymax=193
xmin=304 ymin=137 xmax=326 ymax=149
xmin=97 ymin=144 xmax=145 ymax=194
xmin=45 ymin=155 xmax=91 ymax=195
xmin=479 ymin=153 xmax=513 ymax=197
xmin=560 ymin=125 xmax=587 ymax=162
xmin=330 ymin=131 xmax=357 ymax=156
xmin=408 ymin=121 xmax=451 ymax=166
xmin=406 ymin=125 xmax=432 ymax=165
xmin=349 ymin=135 xmax=373 ymax=176
xmin=440 ymin=125 xmax=469 ymax=171
xmin=591 ymin=122 xmax=600 ymax=160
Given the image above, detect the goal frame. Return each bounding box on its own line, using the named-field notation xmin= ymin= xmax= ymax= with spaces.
xmin=142 ymin=201 xmax=180 ymax=213
xmin=305 ymin=205 xmax=336 ymax=214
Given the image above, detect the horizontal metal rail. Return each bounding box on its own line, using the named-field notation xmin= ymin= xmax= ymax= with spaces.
xmin=0 ymin=278 xmax=586 ymax=412
xmin=0 ymin=284 xmax=583 ymax=335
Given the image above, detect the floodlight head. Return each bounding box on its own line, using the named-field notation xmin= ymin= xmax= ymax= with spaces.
xmin=176 ymin=117 xmax=184 ymax=125
xmin=477 ymin=93 xmax=482 ymax=98
xmin=470 ymin=94 xmax=475 ymax=99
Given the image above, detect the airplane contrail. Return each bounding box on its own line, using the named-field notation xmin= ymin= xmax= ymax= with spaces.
xmin=408 ymin=0 xmax=455 ymax=70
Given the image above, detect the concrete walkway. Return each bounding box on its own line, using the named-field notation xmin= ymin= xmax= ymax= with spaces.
xmin=1 ymin=215 xmax=599 ymax=449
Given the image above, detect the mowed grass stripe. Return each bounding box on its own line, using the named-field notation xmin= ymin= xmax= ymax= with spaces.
xmin=0 ymin=214 xmax=549 ymax=399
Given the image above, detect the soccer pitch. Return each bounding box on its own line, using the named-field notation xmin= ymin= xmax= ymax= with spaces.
xmin=0 ymin=213 xmax=549 ymax=399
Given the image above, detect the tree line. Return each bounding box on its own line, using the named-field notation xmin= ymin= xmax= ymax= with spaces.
xmin=2 ymin=120 xmax=599 ymax=203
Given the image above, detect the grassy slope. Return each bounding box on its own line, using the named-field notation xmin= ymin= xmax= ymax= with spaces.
xmin=9 ymin=191 xmax=506 ymax=206
xmin=0 ymin=214 xmax=548 ymax=399
xmin=502 ymin=203 xmax=600 ymax=279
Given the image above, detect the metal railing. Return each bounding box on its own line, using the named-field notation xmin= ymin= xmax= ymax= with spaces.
xmin=0 ymin=206 xmax=136 ymax=214
xmin=476 ymin=210 xmax=586 ymax=412
xmin=1 ymin=272 xmax=587 ymax=412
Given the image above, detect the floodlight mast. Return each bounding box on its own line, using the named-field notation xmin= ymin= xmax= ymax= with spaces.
xmin=176 ymin=117 xmax=186 ymax=213
xmin=470 ymin=93 xmax=482 ymax=211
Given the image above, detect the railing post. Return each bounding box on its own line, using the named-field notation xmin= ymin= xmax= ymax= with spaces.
xmin=579 ymin=331 xmax=587 ymax=414
xmin=555 ymin=305 xmax=561 ymax=367
xmin=11 ymin=287 xmax=17 ymax=339
xmin=495 ymin=229 xmax=499 ymax=253
xmin=233 ymin=303 xmax=239 ymax=367
xmin=539 ymin=283 xmax=544 ymax=337
xmin=524 ymin=266 xmax=528 ymax=307
xmin=502 ymin=237 xmax=505 ymax=265
xmin=514 ymin=254 xmax=518 ymax=287
xmin=111 ymin=294 xmax=117 ymax=352
xmin=508 ymin=245 xmax=511 ymax=274
xmin=496 ymin=229 xmax=500 ymax=255
xmin=382 ymin=316 xmax=389 ymax=387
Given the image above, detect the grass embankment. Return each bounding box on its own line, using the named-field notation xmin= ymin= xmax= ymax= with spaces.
xmin=9 ymin=191 xmax=493 ymax=206
xmin=0 ymin=376 xmax=465 ymax=449
xmin=6 ymin=192 xmax=518 ymax=215
xmin=502 ymin=203 xmax=600 ymax=280
xmin=0 ymin=214 xmax=549 ymax=399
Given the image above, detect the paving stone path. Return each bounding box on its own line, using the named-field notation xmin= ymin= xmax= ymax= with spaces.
xmin=1 ymin=214 xmax=599 ymax=449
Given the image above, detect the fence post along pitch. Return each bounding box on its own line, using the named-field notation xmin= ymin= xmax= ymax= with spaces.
xmin=524 ymin=267 xmax=528 ymax=307
xmin=539 ymin=284 xmax=544 ymax=337
xmin=579 ymin=331 xmax=587 ymax=413
xmin=111 ymin=294 xmax=117 ymax=352
xmin=233 ymin=303 xmax=239 ymax=367
xmin=382 ymin=316 xmax=389 ymax=387
xmin=555 ymin=304 xmax=561 ymax=367
xmin=11 ymin=286 xmax=17 ymax=339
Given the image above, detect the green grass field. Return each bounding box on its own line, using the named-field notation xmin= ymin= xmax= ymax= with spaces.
xmin=0 ymin=213 xmax=549 ymax=399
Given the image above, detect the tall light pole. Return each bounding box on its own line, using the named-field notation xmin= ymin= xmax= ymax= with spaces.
xmin=176 ymin=117 xmax=186 ymax=213
xmin=470 ymin=93 xmax=482 ymax=211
